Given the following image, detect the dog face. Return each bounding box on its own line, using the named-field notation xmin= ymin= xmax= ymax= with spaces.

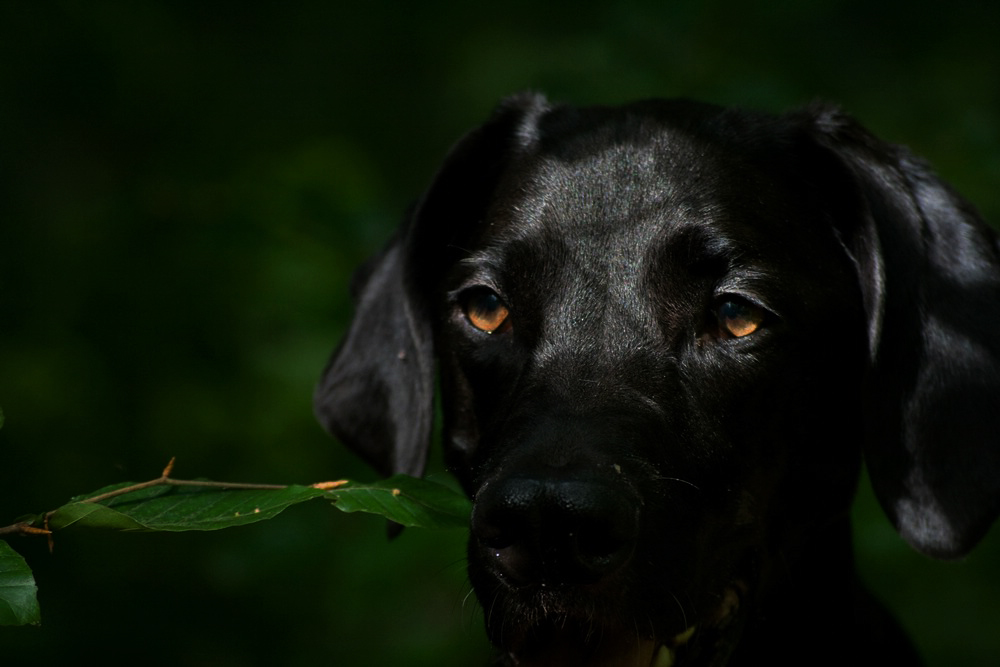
xmin=315 ymin=95 xmax=1000 ymax=666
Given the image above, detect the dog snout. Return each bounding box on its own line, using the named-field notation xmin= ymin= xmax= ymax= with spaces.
xmin=471 ymin=473 xmax=640 ymax=586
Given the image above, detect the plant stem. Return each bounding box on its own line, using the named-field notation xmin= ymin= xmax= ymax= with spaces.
xmin=62 ymin=458 xmax=291 ymax=508
xmin=0 ymin=522 xmax=50 ymax=537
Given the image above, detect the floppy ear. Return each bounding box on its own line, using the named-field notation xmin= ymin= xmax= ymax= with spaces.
xmin=313 ymin=228 xmax=434 ymax=478
xmin=314 ymin=92 xmax=550 ymax=478
xmin=807 ymin=106 xmax=1000 ymax=559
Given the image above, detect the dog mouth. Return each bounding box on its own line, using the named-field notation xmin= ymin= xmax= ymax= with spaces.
xmin=504 ymin=580 xmax=748 ymax=667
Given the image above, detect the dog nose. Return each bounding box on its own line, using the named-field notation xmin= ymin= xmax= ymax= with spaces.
xmin=471 ymin=474 xmax=640 ymax=586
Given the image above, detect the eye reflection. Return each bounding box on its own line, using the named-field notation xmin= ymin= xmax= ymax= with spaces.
xmin=463 ymin=289 xmax=510 ymax=334
xmin=717 ymin=298 xmax=765 ymax=338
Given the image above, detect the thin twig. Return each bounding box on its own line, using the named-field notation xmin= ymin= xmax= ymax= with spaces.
xmin=0 ymin=522 xmax=51 ymax=537
xmin=53 ymin=458 xmax=290 ymax=510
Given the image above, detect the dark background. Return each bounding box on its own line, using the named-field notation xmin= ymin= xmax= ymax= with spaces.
xmin=1 ymin=1 xmax=998 ymax=665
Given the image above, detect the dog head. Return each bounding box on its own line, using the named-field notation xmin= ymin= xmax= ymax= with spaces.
xmin=315 ymin=95 xmax=1000 ymax=665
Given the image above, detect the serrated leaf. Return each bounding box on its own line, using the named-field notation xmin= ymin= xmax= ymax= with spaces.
xmin=49 ymin=484 xmax=328 ymax=532
xmin=329 ymin=476 xmax=471 ymax=529
xmin=0 ymin=541 xmax=41 ymax=626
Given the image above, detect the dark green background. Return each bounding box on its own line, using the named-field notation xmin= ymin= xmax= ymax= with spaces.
xmin=1 ymin=1 xmax=998 ymax=665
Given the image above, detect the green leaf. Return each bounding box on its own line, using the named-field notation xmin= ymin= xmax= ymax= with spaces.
xmin=329 ymin=476 xmax=471 ymax=529
xmin=49 ymin=484 xmax=328 ymax=532
xmin=0 ymin=541 xmax=41 ymax=626
xmin=45 ymin=475 xmax=471 ymax=533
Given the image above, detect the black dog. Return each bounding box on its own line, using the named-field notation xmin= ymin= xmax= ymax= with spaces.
xmin=314 ymin=94 xmax=1000 ymax=666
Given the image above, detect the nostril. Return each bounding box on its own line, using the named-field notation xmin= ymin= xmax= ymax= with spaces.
xmin=471 ymin=478 xmax=544 ymax=549
xmin=562 ymin=512 xmax=638 ymax=583
xmin=573 ymin=524 xmax=632 ymax=562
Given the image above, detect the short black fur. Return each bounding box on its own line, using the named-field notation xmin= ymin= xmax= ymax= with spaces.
xmin=314 ymin=95 xmax=1000 ymax=666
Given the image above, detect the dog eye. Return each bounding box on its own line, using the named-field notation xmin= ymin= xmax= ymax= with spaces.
xmin=716 ymin=298 xmax=765 ymax=338
xmin=462 ymin=289 xmax=511 ymax=334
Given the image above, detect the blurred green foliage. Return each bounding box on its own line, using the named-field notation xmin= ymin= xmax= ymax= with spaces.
xmin=1 ymin=1 xmax=997 ymax=665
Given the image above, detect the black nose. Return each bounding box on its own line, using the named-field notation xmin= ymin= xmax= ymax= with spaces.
xmin=471 ymin=473 xmax=640 ymax=586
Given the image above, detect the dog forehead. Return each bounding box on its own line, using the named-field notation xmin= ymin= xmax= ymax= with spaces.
xmin=475 ymin=101 xmax=849 ymax=279
xmin=478 ymin=127 xmax=780 ymax=282
xmin=496 ymin=122 xmax=706 ymax=235
xmin=477 ymin=159 xmax=666 ymax=283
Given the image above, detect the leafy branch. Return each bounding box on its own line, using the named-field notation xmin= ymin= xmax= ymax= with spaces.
xmin=0 ymin=440 xmax=471 ymax=627
xmin=0 ymin=457 xmax=300 ymax=542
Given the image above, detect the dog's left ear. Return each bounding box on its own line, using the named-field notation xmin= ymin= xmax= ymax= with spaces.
xmin=314 ymin=93 xmax=551 ymax=479
xmin=805 ymin=106 xmax=1000 ymax=559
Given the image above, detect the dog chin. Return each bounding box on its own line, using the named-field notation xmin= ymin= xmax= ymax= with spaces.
xmin=495 ymin=579 xmax=748 ymax=667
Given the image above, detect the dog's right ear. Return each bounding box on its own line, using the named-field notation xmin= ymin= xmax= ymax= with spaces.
xmin=313 ymin=93 xmax=550 ymax=479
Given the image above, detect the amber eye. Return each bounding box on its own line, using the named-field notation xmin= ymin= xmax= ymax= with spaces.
xmin=717 ymin=298 xmax=765 ymax=338
xmin=463 ymin=289 xmax=511 ymax=334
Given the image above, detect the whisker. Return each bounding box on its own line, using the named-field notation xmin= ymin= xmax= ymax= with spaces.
xmin=670 ymin=590 xmax=688 ymax=630
xmin=660 ymin=476 xmax=700 ymax=491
